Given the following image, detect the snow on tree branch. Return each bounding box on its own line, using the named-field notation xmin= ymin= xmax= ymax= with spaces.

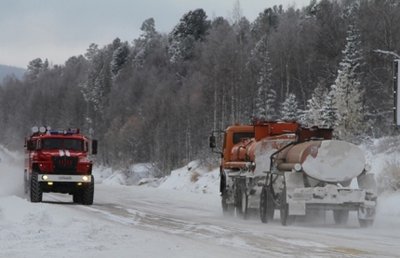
xmin=373 ymin=49 xmax=400 ymax=59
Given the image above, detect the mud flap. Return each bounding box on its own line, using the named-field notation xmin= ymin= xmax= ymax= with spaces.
xmin=357 ymin=173 xmax=377 ymax=225
xmin=358 ymin=205 xmax=375 ymax=220
xmin=357 ymin=173 xmax=377 ymax=195
xmin=284 ymin=172 xmax=306 ymax=216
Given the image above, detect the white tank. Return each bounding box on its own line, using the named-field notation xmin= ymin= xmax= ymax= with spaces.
xmin=286 ymin=140 xmax=366 ymax=183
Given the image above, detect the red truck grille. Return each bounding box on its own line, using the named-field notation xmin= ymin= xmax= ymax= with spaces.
xmin=52 ymin=156 xmax=78 ymax=173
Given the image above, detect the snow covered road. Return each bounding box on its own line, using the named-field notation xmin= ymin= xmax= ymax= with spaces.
xmin=2 ymin=184 xmax=399 ymax=258
xmin=83 ymin=185 xmax=400 ymax=257
xmin=1 ymin=148 xmax=400 ymax=257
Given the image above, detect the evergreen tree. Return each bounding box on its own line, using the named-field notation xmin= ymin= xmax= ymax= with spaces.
xmin=253 ymin=37 xmax=276 ymax=121
xmin=168 ymin=9 xmax=210 ymax=63
xmin=333 ymin=17 xmax=364 ymax=139
xmin=82 ymin=46 xmax=105 ymax=112
xmin=81 ymin=43 xmax=114 ymax=140
xmin=280 ymin=93 xmax=299 ymax=121
xmin=320 ymin=86 xmax=337 ymax=128
xmin=26 ymin=58 xmax=46 ymax=81
xmin=111 ymin=42 xmax=129 ymax=76
xmin=133 ymin=18 xmax=161 ymax=68
xmin=85 ymin=43 xmax=99 ymax=62
xmin=251 ymin=6 xmax=282 ymax=40
xmin=302 ymin=82 xmax=327 ymax=126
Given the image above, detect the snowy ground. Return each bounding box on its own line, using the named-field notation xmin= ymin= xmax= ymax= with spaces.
xmin=1 ymin=142 xmax=400 ymax=257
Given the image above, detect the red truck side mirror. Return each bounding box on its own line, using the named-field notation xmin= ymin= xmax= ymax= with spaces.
xmin=209 ymin=135 xmax=216 ymax=149
xmin=91 ymin=140 xmax=98 ymax=155
xmin=26 ymin=140 xmax=35 ymax=151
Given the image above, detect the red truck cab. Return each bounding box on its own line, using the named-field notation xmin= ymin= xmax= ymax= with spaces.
xmin=24 ymin=126 xmax=97 ymax=204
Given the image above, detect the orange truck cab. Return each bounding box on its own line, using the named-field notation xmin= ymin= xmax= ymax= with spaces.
xmin=222 ymin=125 xmax=254 ymax=170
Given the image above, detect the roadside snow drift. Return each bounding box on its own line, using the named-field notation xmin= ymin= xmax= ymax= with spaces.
xmin=158 ymin=161 xmax=219 ymax=194
xmin=0 ymin=146 xmax=24 ymax=197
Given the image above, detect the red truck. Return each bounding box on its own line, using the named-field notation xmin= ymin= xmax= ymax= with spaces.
xmin=24 ymin=126 xmax=97 ymax=205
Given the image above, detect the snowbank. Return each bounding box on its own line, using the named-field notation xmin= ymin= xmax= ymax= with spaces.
xmin=0 ymin=146 xmax=24 ymax=197
xmin=158 ymin=161 xmax=219 ymax=194
xmin=93 ymin=163 xmax=158 ymax=186
xmin=94 ymin=160 xmax=220 ymax=195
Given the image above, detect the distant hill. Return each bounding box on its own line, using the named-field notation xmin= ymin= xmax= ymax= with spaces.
xmin=0 ymin=64 xmax=25 ymax=82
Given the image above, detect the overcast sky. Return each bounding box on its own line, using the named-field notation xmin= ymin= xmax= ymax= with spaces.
xmin=0 ymin=0 xmax=310 ymax=68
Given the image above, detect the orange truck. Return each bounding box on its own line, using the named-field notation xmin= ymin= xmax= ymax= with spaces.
xmin=210 ymin=121 xmax=377 ymax=227
xmin=24 ymin=126 xmax=97 ymax=204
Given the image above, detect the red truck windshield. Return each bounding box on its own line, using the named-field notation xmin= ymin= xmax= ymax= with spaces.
xmin=42 ymin=138 xmax=84 ymax=151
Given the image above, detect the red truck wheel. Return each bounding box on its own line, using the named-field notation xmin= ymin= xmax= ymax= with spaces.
xmin=81 ymin=175 xmax=94 ymax=205
xmin=30 ymin=172 xmax=43 ymax=203
xmin=73 ymin=192 xmax=83 ymax=203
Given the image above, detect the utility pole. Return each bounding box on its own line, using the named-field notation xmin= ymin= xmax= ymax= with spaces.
xmin=394 ymin=59 xmax=400 ymax=126
xmin=373 ymin=49 xmax=400 ymax=126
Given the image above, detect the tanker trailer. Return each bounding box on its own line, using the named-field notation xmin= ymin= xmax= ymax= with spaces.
xmin=259 ymin=127 xmax=377 ymax=227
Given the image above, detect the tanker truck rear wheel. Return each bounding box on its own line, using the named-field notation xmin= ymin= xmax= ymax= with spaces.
xmin=280 ymin=187 xmax=294 ymax=226
xmin=358 ymin=207 xmax=375 ymax=227
xmin=260 ymin=187 xmax=274 ymax=223
xmin=234 ymin=181 xmax=247 ymax=218
xmin=240 ymin=190 xmax=249 ymax=219
xmin=333 ymin=210 xmax=349 ymax=225
xmin=221 ymin=193 xmax=234 ymax=216
xmin=280 ymin=202 xmax=292 ymax=226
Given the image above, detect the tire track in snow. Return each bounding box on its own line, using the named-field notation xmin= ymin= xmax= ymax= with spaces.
xmin=72 ymin=201 xmax=370 ymax=258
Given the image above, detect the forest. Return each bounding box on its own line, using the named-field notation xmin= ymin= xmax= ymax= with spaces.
xmin=1 ymin=0 xmax=400 ymax=174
